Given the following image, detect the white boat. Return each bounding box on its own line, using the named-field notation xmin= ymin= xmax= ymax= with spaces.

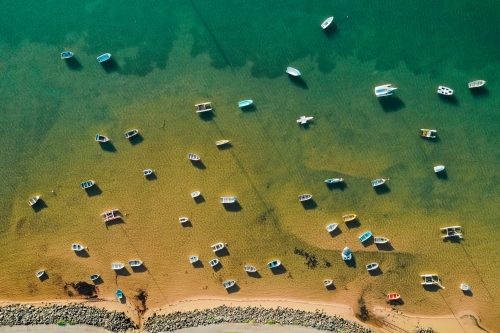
xmin=437 ymin=86 xmax=453 ymax=95
xmin=440 ymin=226 xmax=463 ymax=239
xmin=297 ymin=116 xmax=313 ymax=124
xmin=211 ymin=242 xmax=225 ymax=252
xmin=421 ymin=274 xmax=445 ymax=288
xmin=81 ymin=180 xmax=95 ymax=189
xmin=223 ymin=280 xmax=235 ymax=289
xmin=298 ymin=194 xmax=312 ymax=201
xmin=323 ymin=279 xmax=333 ymax=287
xmin=215 ymin=140 xmax=230 ymax=146
xmin=244 ymin=265 xmax=257 ymax=272
xmin=28 ymin=196 xmax=40 ymax=206
xmin=434 ymin=165 xmax=445 ymax=173
xmin=267 ymin=260 xmax=281 ymax=268
xmin=143 ymin=169 xmax=153 ymax=176
xmin=195 ymin=102 xmax=212 ymax=113
xmin=460 ymin=283 xmax=470 ymax=291
xmin=238 ymin=100 xmax=253 ymax=107
xmin=189 ymin=256 xmax=199 ymax=263
xmin=102 ymin=209 xmax=120 ymax=222
xmin=191 ymin=191 xmax=201 ymax=198
xmin=125 ymin=129 xmax=138 ymax=138
xmin=374 ymin=237 xmax=390 ymax=244
xmin=468 ymin=80 xmax=485 ymax=89
xmin=61 ymin=51 xmax=74 ymax=59
xmin=342 ymin=247 xmax=352 ymax=260
xmin=128 ymin=260 xmax=143 ymax=267
xmin=371 ymin=179 xmax=387 ymax=187
xmin=179 ymin=217 xmax=189 ymax=223
xmin=321 ymin=17 xmax=334 ymax=29
xmin=35 ymin=270 xmax=45 ymax=278
xmin=111 ymin=262 xmax=125 ymax=270
xmin=326 ymin=223 xmax=338 ymax=232
xmin=421 ymin=129 xmax=437 ymax=139
xmin=286 ymin=67 xmax=301 ymax=76
xmin=220 ymin=196 xmax=237 ymax=204
xmin=374 ymin=84 xmax=397 ymax=97
xmin=72 ymin=244 xmax=84 ymax=251
xmin=325 ymin=178 xmax=343 ymax=183
xmin=95 ymin=134 xmax=109 ymax=142
xmin=97 ymin=53 xmax=112 ymax=63
xmin=209 ymin=259 xmax=219 ymax=267
xmin=188 ymin=153 xmax=200 ymax=161
xmin=366 ymin=262 xmax=379 ymax=271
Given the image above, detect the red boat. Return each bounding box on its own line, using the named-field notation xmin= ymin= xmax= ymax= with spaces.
xmin=387 ymin=293 xmax=401 ymax=301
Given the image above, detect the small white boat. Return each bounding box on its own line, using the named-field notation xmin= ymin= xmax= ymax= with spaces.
xmin=179 ymin=217 xmax=189 ymax=223
xmin=325 ymin=178 xmax=343 ymax=183
xmin=223 ymin=280 xmax=235 ymax=289
xmin=125 ymin=129 xmax=138 ymax=139
xmin=61 ymin=51 xmax=74 ymax=59
xmin=286 ymin=67 xmax=301 ymax=76
xmin=35 ymin=270 xmax=45 ymax=278
xmin=342 ymin=214 xmax=357 ymax=222
xmin=209 ymin=259 xmax=220 ymax=267
xmin=102 ymin=209 xmax=120 ymax=222
xmin=342 ymin=247 xmax=352 ymax=260
xmin=28 ymin=196 xmax=40 ymax=207
xmin=220 ymin=196 xmax=237 ymax=203
xmin=421 ymin=129 xmax=437 ymax=139
xmin=188 ymin=153 xmax=200 ymax=161
xmin=421 ymin=274 xmax=445 ymax=288
xmin=468 ymin=80 xmax=485 ymax=89
xmin=366 ymin=262 xmax=379 ymax=271
xmin=191 ymin=191 xmax=201 ymax=198
xmin=297 ymin=116 xmax=313 ymax=124
xmin=238 ymin=100 xmax=253 ymax=107
xmin=434 ymin=165 xmax=445 ymax=173
xmin=371 ymin=179 xmax=387 ymax=187
xmin=128 ymin=260 xmax=143 ymax=267
xmin=72 ymin=244 xmax=84 ymax=251
xmin=189 ymin=256 xmax=199 ymax=263
xmin=374 ymin=84 xmax=397 ymax=97
xmin=143 ymin=169 xmax=153 ymax=176
xmin=323 ymin=279 xmax=333 ymax=287
xmin=359 ymin=231 xmax=373 ymax=243
xmin=95 ymin=134 xmax=109 ymax=142
xmin=374 ymin=237 xmax=390 ymax=244
xmin=267 ymin=260 xmax=281 ymax=268
xmin=97 ymin=53 xmax=112 ymax=63
xmin=440 ymin=226 xmax=463 ymax=239
xmin=211 ymin=242 xmax=225 ymax=252
xmin=215 ymin=140 xmax=230 ymax=146
xmin=321 ymin=17 xmax=334 ymax=29
xmin=437 ymin=86 xmax=453 ymax=95
xmin=298 ymin=194 xmax=312 ymax=201
xmin=326 ymin=223 xmax=338 ymax=232
xmin=81 ymin=180 xmax=95 ymax=189
xmin=195 ymin=102 xmax=212 ymax=113
xmin=460 ymin=283 xmax=470 ymax=291
xmin=244 ymin=265 xmax=257 ymax=273
xmin=111 ymin=262 xmax=125 ymax=270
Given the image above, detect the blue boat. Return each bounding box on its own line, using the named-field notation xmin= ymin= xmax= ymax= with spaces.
xmin=116 ymin=289 xmax=123 ymax=299
xmin=97 ymin=53 xmax=112 ymax=63
xmin=359 ymin=231 xmax=373 ymax=243
xmin=267 ymin=260 xmax=281 ymax=269
xmin=238 ymin=100 xmax=253 ymax=108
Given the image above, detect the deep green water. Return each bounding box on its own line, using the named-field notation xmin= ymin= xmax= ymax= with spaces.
xmin=1 ymin=0 xmax=500 ymax=325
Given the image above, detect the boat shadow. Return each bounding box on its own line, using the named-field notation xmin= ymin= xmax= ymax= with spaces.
xmin=145 ymin=173 xmax=157 ymax=181
xmin=128 ymin=134 xmax=144 ymax=146
xmin=32 ymin=199 xmax=48 ymax=213
xmin=443 ymin=236 xmax=463 ymax=244
xmin=181 ymin=220 xmax=193 ymax=228
xmin=198 ymin=111 xmax=215 ymax=122
xmin=438 ymin=94 xmax=459 ymax=106
xmin=215 ymin=247 xmax=230 ymax=257
xmin=388 ymin=298 xmax=404 ymax=306
xmin=299 ymin=121 xmax=314 ymax=130
xmin=75 ymin=249 xmax=90 ymax=258
xmin=323 ymin=24 xmax=338 ymax=38
xmin=92 ymin=276 xmax=104 ymax=285
xmin=470 ymin=87 xmax=489 ymax=98
xmin=378 ymin=96 xmax=405 ymax=112
xmin=192 ymin=261 xmax=204 ymax=268
xmin=212 ymin=262 xmax=223 ymax=272
xmin=288 ymin=75 xmax=308 ymax=89
xmin=270 ymin=265 xmax=287 ymax=275
xmin=361 ymin=238 xmax=374 ymax=248
xmin=101 ymin=58 xmax=119 ymax=73
xmin=326 ymin=283 xmax=336 ymax=291
xmin=99 ymin=141 xmax=117 ymax=152
xmin=241 ymin=105 xmax=257 ymax=113
xmin=217 ymin=143 xmax=233 ymax=150
xmin=223 ymin=201 xmax=242 ymax=212
xmin=114 ymin=267 xmax=131 ymax=276
xmin=436 ymin=170 xmax=448 ymax=180
xmin=345 ymin=257 xmax=356 ymax=268
xmin=39 ymin=273 xmax=49 ymax=282
xmin=326 ymin=182 xmax=347 ymax=191
xmin=85 ymin=185 xmax=102 ymax=197
xmin=247 ymin=271 xmax=262 ymax=278
xmin=194 ymin=195 xmax=206 ymax=204
xmin=132 ymin=264 xmax=148 ymax=273
xmin=374 ymin=184 xmax=391 ymax=195
xmin=368 ymin=267 xmax=383 ymax=276
xmin=329 ymin=228 xmax=342 ymax=238
xmin=462 ymin=289 xmax=473 ymax=297
xmin=190 ymin=160 xmax=206 ymax=170
xmin=375 ymin=243 xmax=394 ymax=251
xmin=301 ymin=199 xmax=318 ymax=210
xmin=345 ymin=220 xmax=361 ymax=229
xmin=422 ymin=284 xmax=442 ymax=292
xmin=105 ymin=217 xmax=125 ymax=228
xmin=226 ymin=283 xmax=240 ymax=294
xmin=119 ymin=295 xmax=127 ymax=304
xmin=65 ymin=57 xmax=82 ymax=71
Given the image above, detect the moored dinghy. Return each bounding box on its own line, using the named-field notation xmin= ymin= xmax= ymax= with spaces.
xmin=211 ymin=242 xmax=225 ymax=252
xmin=421 ymin=129 xmax=437 ymax=139
xmin=437 ymin=86 xmax=453 ymax=95
xmin=434 ymin=165 xmax=445 ymax=173
xmin=116 ymin=289 xmax=123 ymax=299
xmin=220 ymin=196 xmax=237 ymax=203
xmin=95 ymin=134 xmax=109 ymax=142
xmin=267 ymin=260 xmax=281 ymax=268
xmin=90 ymin=274 xmax=100 ymax=281
xmin=238 ymin=100 xmax=253 ymax=107
xmin=191 ymin=191 xmax=201 ymax=198
xmin=102 ymin=209 xmax=120 ymax=222
xmin=325 ymin=178 xmax=343 ymax=183
xmin=440 ymin=226 xmax=462 ymax=239
xmin=195 ymin=102 xmax=212 ymax=113
xmin=298 ymin=194 xmax=312 ymax=201
xmin=111 ymin=262 xmax=125 ymax=270
xmin=244 ymin=265 xmax=257 ymax=273
xmin=342 ymin=247 xmax=352 ymax=260
xmin=61 ymin=51 xmax=74 ymax=59
xmin=124 ymin=129 xmax=138 ymax=138
xmin=28 ymin=196 xmax=40 ymax=206
xmin=143 ymin=169 xmax=153 ymax=176
xmin=209 ymin=259 xmax=219 ymax=267
xmin=97 ymin=53 xmax=112 ymax=63
xmin=374 ymin=84 xmax=397 ymax=97
xmin=223 ymin=280 xmax=235 ymax=289
xmin=72 ymin=244 xmax=84 ymax=251
xmin=342 ymin=214 xmax=357 ymax=222
xmin=371 ymin=179 xmax=387 ymax=187
xmin=326 ymin=223 xmax=338 ymax=233
xmin=387 ymin=293 xmax=401 ymax=301
xmin=189 ymin=256 xmax=199 ymax=263
xmin=359 ymin=231 xmax=373 ymax=243
xmin=323 ymin=279 xmax=333 ymax=287
xmin=81 ymin=180 xmax=95 ymax=189
xmin=215 ymin=140 xmax=230 ymax=146
xmin=321 ymin=17 xmax=334 ymax=29
xmin=366 ymin=262 xmax=379 ymax=271
xmin=286 ymin=67 xmax=301 ymax=76
xmin=420 ymin=274 xmax=445 ymax=288
xmin=188 ymin=153 xmax=200 ymax=161
xmin=460 ymin=283 xmax=470 ymax=291
xmin=297 ymin=116 xmax=313 ymax=124
xmin=179 ymin=217 xmax=189 ymax=224
xmin=468 ymin=80 xmax=485 ymax=89
xmin=128 ymin=260 xmax=143 ymax=267
xmin=374 ymin=237 xmax=390 ymax=244
xmin=36 ymin=270 xmax=45 ymax=278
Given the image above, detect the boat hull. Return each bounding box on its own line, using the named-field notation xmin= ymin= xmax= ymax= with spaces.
xmin=286 ymin=67 xmax=301 ymax=76
xmin=238 ymin=100 xmax=253 ymax=107
xmin=97 ymin=53 xmax=112 ymax=63
xmin=321 ymin=17 xmax=334 ymax=29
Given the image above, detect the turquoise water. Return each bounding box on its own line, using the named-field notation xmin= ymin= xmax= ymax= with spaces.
xmin=1 ymin=0 xmax=500 ymax=329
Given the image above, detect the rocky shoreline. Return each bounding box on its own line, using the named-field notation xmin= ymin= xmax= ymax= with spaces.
xmin=144 ymin=305 xmax=374 ymax=333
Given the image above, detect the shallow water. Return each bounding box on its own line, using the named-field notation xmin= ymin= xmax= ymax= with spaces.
xmin=0 ymin=0 xmax=499 ymax=330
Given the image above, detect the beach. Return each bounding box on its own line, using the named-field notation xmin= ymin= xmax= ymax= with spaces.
xmin=1 ymin=0 xmax=500 ymax=332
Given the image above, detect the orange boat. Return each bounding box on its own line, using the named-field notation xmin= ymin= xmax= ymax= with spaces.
xmin=387 ymin=293 xmax=401 ymax=301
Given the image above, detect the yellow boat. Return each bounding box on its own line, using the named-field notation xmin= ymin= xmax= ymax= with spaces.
xmin=342 ymin=214 xmax=357 ymax=222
